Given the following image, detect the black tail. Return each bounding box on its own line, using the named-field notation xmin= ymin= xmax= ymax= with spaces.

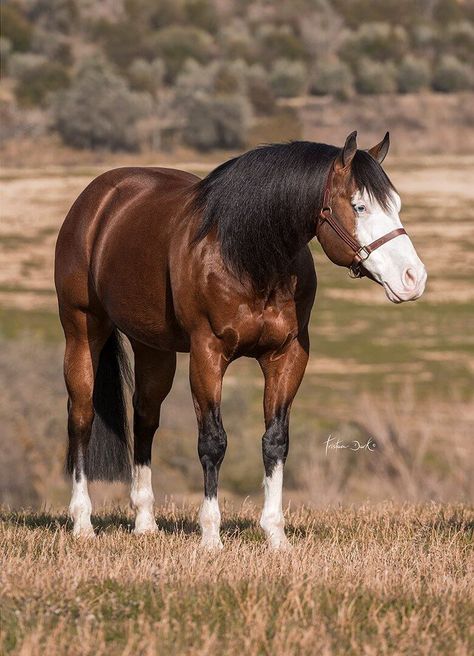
xmin=85 ymin=330 xmax=132 ymax=482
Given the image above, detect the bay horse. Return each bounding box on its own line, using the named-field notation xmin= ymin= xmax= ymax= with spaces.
xmin=55 ymin=131 xmax=427 ymax=548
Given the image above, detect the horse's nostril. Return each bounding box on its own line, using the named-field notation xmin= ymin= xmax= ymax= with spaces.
xmin=403 ymin=267 xmax=417 ymax=290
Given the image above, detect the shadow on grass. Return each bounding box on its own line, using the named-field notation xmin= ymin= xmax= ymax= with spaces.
xmin=2 ymin=509 xmax=471 ymax=542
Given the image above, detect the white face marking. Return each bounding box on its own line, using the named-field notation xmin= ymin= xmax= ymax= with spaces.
xmin=69 ymin=469 xmax=94 ymax=537
xmin=260 ymin=462 xmax=291 ymax=550
xmin=130 ymin=464 xmax=158 ymax=534
xmin=199 ymin=497 xmax=223 ymax=549
xmin=352 ymin=189 xmax=427 ymax=303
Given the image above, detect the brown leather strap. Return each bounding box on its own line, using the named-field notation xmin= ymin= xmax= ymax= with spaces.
xmin=318 ymin=163 xmax=408 ymax=276
xmin=319 ymin=208 xmax=360 ymax=253
xmin=364 ymin=228 xmax=407 ymax=255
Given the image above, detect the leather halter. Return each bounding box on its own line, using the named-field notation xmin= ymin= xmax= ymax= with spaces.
xmin=316 ymin=164 xmax=407 ymax=281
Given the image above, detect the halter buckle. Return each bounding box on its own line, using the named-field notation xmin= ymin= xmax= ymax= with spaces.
xmin=355 ymin=245 xmax=370 ymax=262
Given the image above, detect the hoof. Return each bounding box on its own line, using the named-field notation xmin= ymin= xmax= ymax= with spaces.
xmin=133 ymin=522 xmax=159 ymax=535
xmin=72 ymin=526 xmax=95 ymax=539
xmin=268 ymin=536 xmax=292 ymax=552
xmin=200 ymin=537 xmax=224 ymax=551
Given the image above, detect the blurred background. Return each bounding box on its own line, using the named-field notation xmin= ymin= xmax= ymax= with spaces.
xmin=0 ymin=0 xmax=473 ymax=510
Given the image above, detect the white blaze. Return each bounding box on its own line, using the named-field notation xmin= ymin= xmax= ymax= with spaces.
xmin=353 ymin=190 xmax=427 ymax=303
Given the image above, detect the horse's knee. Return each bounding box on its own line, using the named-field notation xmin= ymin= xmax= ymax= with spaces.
xmin=262 ymin=414 xmax=289 ymax=476
xmin=198 ymin=410 xmax=227 ymax=469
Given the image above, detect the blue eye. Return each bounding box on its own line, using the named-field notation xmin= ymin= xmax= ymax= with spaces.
xmin=354 ymin=204 xmax=366 ymax=214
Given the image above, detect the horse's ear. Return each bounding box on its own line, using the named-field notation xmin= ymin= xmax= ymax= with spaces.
xmin=335 ymin=131 xmax=358 ymax=171
xmin=367 ymin=132 xmax=390 ymax=163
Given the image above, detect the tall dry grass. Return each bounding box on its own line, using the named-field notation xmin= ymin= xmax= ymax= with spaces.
xmin=1 ymin=503 xmax=472 ymax=655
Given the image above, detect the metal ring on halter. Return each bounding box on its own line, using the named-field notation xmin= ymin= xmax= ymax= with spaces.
xmin=348 ymin=264 xmax=362 ymax=279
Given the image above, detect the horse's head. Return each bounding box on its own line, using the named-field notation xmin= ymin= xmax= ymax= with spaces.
xmin=317 ymin=131 xmax=427 ymax=303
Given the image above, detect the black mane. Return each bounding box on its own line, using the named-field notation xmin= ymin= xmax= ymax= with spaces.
xmin=192 ymin=141 xmax=395 ymax=289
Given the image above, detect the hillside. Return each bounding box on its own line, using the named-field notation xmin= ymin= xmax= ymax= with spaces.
xmin=1 ymin=0 xmax=473 ymax=154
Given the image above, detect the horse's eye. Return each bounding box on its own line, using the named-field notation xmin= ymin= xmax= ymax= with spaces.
xmin=354 ymin=204 xmax=366 ymax=214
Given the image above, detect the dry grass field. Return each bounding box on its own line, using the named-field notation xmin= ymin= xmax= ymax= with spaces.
xmin=0 ymin=152 xmax=473 ymax=654
xmin=1 ymin=503 xmax=473 ymax=656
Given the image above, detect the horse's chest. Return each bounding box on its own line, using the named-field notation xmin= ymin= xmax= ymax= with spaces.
xmin=213 ymin=300 xmax=298 ymax=359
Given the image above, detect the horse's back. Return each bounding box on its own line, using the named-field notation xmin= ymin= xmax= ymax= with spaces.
xmin=55 ymin=166 xmax=198 ymax=326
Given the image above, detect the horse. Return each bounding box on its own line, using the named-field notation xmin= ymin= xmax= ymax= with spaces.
xmin=54 ymin=131 xmax=427 ymax=549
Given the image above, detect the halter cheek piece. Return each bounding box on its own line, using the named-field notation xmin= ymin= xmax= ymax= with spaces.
xmin=316 ymin=164 xmax=407 ymax=281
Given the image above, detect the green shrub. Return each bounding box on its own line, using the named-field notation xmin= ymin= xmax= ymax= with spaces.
xmin=342 ymin=23 xmax=408 ymax=64
xmin=27 ymin=0 xmax=79 ymax=35
xmin=54 ymin=59 xmax=152 ymax=150
xmin=355 ymin=59 xmax=397 ymax=94
xmin=432 ymin=55 xmax=472 ymax=92
xmin=447 ymin=21 xmax=474 ymax=63
xmin=182 ymin=94 xmax=251 ymax=150
xmin=8 ymin=53 xmax=46 ymax=78
xmin=220 ymin=21 xmax=257 ymax=63
xmin=151 ymin=26 xmax=214 ymax=81
xmin=30 ymin=29 xmax=73 ymax=65
xmin=128 ymin=58 xmax=165 ymax=95
xmin=270 ymin=58 xmax=307 ymax=98
xmin=0 ymin=38 xmax=12 ymax=67
xmin=185 ymin=0 xmax=219 ymax=33
xmin=15 ymin=61 xmax=70 ymax=107
xmin=124 ymin=0 xmax=186 ymax=29
xmin=176 ymin=59 xmax=275 ymax=115
xmin=1 ymin=4 xmax=33 ymax=52
xmin=96 ymin=20 xmax=150 ymax=70
xmin=397 ymin=56 xmax=431 ymax=93
xmin=245 ymin=64 xmax=276 ymax=115
xmin=257 ymin=25 xmax=308 ymax=66
xmin=310 ymin=59 xmax=354 ymax=99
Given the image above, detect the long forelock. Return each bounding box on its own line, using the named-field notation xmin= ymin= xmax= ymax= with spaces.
xmin=351 ymin=150 xmax=396 ymax=212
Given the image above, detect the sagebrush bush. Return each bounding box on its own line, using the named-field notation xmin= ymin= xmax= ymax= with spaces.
xmin=8 ymin=52 xmax=46 ymax=78
xmin=447 ymin=21 xmax=474 ymax=62
xmin=257 ymin=24 xmax=307 ymax=66
xmin=15 ymin=61 xmax=70 ymax=107
xmin=1 ymin=4 xmax=33 ymax=52
xmin=185 ymin=0 xmax=219 ymax=33
xmin=355 ymin=58 xmax=397 ymax=94
xmin=310 ymin=59 xmax=354 ymax=99
xmin=151 ymin=25 xmax=215 ymax=81
xmin=342 ymin=22 xmax=409 ymax=64
xmin=0 ymin=37 xmax=12 ymax=65
xmin=128 ymin=58 xmax=165 ymax=95
xmin=270 ymin=58 xmax=307 ymax=98
xmin=245 ymin=64 xmax=276 ymax=114
xmin=182 ymin=93 xmax=250 ymax=150
xmin=397 ymin=56 xmax=431 ymax=93
xmin=54 ymin=59 xmax=152 ymax=150
xmin=219 ymin=20 xmax=257 ymax=63
xmin=432 ymin=55 xmax=472 ymax=92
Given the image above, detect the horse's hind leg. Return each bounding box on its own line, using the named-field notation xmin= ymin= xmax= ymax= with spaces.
xmin=130 ymin=342 xmax=176 ymax=534
xmin=62 ymin=309 xmax=110 ymax=537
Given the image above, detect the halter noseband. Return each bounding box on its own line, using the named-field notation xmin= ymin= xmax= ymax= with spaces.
xmin=317 ymin=164 xmax=407 ymax=280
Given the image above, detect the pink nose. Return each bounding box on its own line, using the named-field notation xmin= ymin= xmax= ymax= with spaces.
xmin=403 ymin=267 xmax=418 ymax=290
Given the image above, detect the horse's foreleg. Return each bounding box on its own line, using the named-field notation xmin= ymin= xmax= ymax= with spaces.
xmin=131 ymin=344 xmax=176 ymax=534
xmin=258 ymin=336 xmax=309 ymax=550
xmin=190 ymin=336 xmax=228 ymax=550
